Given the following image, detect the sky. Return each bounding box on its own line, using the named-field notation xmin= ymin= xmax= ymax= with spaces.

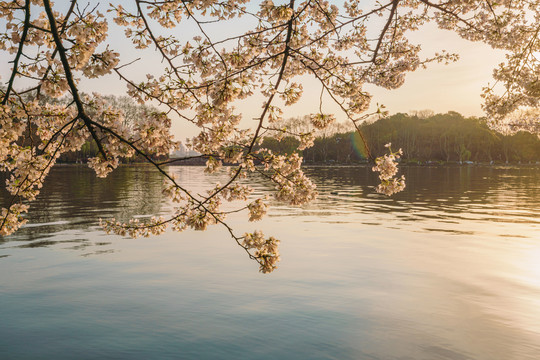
xmin=178 ymin=22 xmax=507 ymax=141
xmin=369 ymin=25 xmax=507 ymax=117
xmin=0 ymin=1 xmax=508 ymax=141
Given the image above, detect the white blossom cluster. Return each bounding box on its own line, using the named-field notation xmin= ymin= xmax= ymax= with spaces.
xmin=101 ymin=216 xmax=167 ymax=238
xmin=242 ymin=230 xmax=280 ymax=273
xmin=0 ymin=203 xmax=28 ymax=236
xmin=372 ymin=143 xmax=406 ymax=196
xmin=488 ymin=108 xmax=540 ymax=136
xmin=247 ymin=198 xmax=268 ymax=222
xmin=1 ymin=0 xmax=539 ymax=272
xmin=310 ymin=113 xmax=336 ymax=130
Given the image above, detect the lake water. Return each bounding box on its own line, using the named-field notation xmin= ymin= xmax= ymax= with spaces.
xmin=1 ymin=165 xmax=540 ymax=360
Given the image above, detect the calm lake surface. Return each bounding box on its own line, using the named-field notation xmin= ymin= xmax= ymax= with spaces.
xmin=1 ymin=165 xmax=540 ymax=360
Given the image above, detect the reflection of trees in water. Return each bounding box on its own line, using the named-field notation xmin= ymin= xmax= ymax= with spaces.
xmin=0 ymin=165 xmax=164 ymax=243
xmin=210 ymin=165 xmax=540 ymax=220
xmin=1 ymin=165 xmax=538 ymax=245
xmin=401 ymin=166 xmax=540 ymax=209
xmin=302 ymin=166 xmax=540 ymax=221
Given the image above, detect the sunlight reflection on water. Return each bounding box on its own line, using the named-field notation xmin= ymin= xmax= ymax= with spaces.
xmin=1 ymin=165 xmax=540 ymax=359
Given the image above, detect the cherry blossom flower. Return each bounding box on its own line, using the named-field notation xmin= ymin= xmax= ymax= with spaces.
xmin=1 ymin=0 xmax=538 ymax=272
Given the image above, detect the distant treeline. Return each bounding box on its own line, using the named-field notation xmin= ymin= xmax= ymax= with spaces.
xmin=58 ymin=140 xmax=167 ymax=163
xmin=53 ymin=95 xmax=165 ymax=163
xmin=262 ymin=112 xmax=540 ymax=164
xmin=59 ymin=110 xmax=540 ymax=164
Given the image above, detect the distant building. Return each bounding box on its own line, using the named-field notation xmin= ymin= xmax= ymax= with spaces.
xmin=170 ymin=142 xmax=200 ymax=158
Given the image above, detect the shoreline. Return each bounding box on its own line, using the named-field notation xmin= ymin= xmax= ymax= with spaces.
xmin=52 ymin=161 xmax=540 ymax=168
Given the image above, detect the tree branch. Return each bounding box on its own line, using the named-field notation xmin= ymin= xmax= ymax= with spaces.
xmin=42 ymin=0 xmax=108 ymax=161
xmin=1 ymin=0 xmax=30 ymax=105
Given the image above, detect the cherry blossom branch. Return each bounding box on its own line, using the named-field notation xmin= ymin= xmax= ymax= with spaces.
xmin=372 ymin=0 xmax=399 ymax=63
xmin=419 ymin=0 xmax=479 ymax=30
xmin=1 ymin=0 xmax=30 ymax=105
xmin=42 ymin=0 xmax=108 ymax=161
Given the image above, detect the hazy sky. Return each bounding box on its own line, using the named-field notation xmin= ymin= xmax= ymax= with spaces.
xmin=196 ymin=23 xmax=507 ymax=140
xmin=80 ymin=14 xmax=508 ymax=140
xmin=369 ymin=25 xmax=507 ymax=117
xmin=0 ymin=2 xmax=508 ymax=140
